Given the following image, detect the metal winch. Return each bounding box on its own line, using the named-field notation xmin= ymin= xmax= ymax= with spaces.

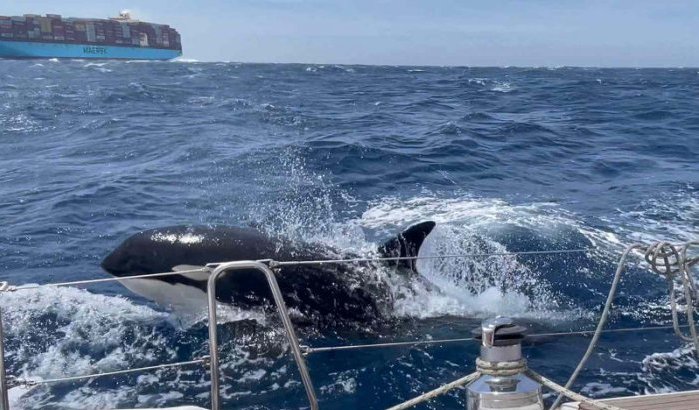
xmin=467 ymin=317 xmax=543 ymax=410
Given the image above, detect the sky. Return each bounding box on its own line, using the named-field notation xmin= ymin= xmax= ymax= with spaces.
xmin=5 ymin=0 xmax=699 ymax=67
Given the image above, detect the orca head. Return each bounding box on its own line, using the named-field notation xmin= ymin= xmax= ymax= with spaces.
xmin=377 ymin=221 xmax=436 ymax=273
xmin=101 ymin=228 xmax=176 ymax=277
xmin=101 ymin=234 xmax=142 ymax=277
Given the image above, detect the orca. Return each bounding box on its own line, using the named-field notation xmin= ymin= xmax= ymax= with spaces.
xmin=101 ymin=221 xmax=436 ymax=326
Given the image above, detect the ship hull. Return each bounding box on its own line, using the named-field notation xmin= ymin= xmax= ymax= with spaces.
xmin=0 ymin=40 xmax=181 ymax=60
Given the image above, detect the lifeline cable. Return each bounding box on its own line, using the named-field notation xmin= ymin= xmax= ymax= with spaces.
xmin=301 ymin=324 xmax=691 ymax=355
xmin=9 ymin=357 xmax=208 ymax=388
xmin=0 ymin=247 xmax=593 ymax=292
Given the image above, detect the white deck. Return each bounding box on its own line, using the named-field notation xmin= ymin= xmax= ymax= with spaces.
xmin=560 ymin=390 xmax=699 ymax=410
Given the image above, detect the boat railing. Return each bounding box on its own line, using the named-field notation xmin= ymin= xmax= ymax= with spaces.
xmin=206 ymin=261 xmax=318 ymax=410
xmin=0 ymin=241 xmax=696 ymax=410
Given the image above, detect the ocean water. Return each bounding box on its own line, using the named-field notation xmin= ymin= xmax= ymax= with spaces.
xmin=0 ymin=60 xmax=698 ymax=409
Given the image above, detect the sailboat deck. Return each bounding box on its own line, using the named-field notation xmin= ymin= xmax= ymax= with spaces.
xmin=561 ymin=390 xmax=699 ymax=410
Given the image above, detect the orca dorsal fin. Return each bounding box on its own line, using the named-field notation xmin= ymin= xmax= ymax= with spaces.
xmin=378 ymin=221 xmax=436 ymax=271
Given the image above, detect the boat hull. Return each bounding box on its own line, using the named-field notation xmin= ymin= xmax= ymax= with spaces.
xmin=0 ymin=40 xmax=181 ymax=60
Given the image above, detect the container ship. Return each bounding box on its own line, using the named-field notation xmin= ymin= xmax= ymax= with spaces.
xmin=0 ymin=11 xmax=182 ymax=60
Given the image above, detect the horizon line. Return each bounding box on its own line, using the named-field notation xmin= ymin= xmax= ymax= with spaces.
xmin=171 ymin=59 xmax=699 ymax=70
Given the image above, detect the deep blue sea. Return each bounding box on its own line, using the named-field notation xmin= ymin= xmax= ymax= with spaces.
xmin=0 ymin=60 xmax=698 ymax=409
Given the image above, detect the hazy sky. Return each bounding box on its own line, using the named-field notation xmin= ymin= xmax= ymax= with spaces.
xmin=5 ymin=0 xmax=699 ymax=66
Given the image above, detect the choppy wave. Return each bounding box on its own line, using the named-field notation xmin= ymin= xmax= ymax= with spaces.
xmin=2 ymin=287 xmax=175 ymax=409
xmin=606 ymin=186 xmax=699 ymax=244
xmin=356 ymin=196 xmax=597 ymax=319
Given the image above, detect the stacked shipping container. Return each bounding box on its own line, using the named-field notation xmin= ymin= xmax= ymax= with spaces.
xmin=0 ymin=14 xmax=181 ymax=51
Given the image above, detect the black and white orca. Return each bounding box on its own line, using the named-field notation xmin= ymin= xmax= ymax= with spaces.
xmin=101 ymin=221 xmax=436 ymax=326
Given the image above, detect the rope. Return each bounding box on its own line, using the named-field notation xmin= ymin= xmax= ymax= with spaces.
xmin=550 ymin=240 xmax=699 ymax=410
xmin=680 ymin=241 xmax=699 ymax=352
xmin=385 ymin=371 xmax=481 ymax=410
xmin=385 ymin=359 xmax=625 ymax=410
xmin=476 ymin=358 xmax=527 ymax=377
xmin=527 ymin=369 xmax=625 ymax=410
xmin=651 ymin=241 xmax=699 ymax=353
xmin=549 ymin=243 xmax=644 ymax=410
xmin=10 ymin=357 xmax=208 ymax=388
xmin=384 ymin=359 xmax=523 ymax=410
